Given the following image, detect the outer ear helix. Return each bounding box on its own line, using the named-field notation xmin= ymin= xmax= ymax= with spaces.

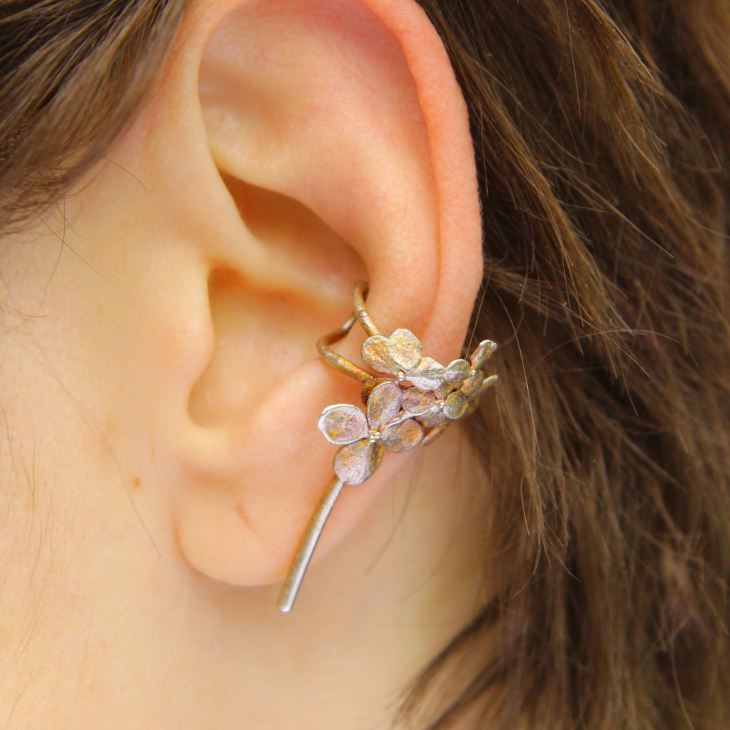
xmin=277 ymin=281 xmax=499 ymax=612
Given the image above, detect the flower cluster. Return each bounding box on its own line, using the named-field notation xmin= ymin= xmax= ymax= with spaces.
xmin=319 ymin=330 xmax=498 ymax=485
xmin=318 ymin=381 xmax=423 ymax=485
xmin=400 ymin=338 xmax=499 ymax=445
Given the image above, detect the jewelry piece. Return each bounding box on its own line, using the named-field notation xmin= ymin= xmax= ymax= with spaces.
xmin=277 ymin=281 xmax=498 ymax=612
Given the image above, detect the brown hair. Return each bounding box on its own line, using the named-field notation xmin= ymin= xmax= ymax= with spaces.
xmin=2 ymin=1 xmax=729 ymax=728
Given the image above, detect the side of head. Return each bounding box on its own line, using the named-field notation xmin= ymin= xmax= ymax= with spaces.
xmin=1 ymin=0 xmax=729 ymax=728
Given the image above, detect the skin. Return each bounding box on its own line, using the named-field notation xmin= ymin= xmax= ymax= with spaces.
xmin=0 ymin=0 xmax=490 ymax=727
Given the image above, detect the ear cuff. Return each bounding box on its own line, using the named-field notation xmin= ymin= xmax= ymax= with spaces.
xmin=277 ymin=281 xmax=498 ymax=612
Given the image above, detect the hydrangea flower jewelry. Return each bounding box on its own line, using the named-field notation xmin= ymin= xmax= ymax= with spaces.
xmin=277 ymin=282 xmax=498 ymax=612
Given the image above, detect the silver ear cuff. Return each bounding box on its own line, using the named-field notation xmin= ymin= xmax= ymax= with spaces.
xmin=277 ymin=281 xmax=498 ymax=612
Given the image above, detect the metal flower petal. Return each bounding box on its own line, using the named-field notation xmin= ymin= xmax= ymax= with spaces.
xmin=443 ymin=391 xmax=468 ymax=419
xmin=321 ymin=382 xmax=420 ymax=486
xmin=414 ymin=389 xmax=467 ymax=427
xmin=380 ymin=419 xmax=424 ymax=452
xmin=461 ymin=369 xmax=485 ymax=398
xmin=416 ymin=344 xmax=498 ymax=444
xmin=386 ymin=329 xmax=422 ymax=371
xmin=361 ymin=329 xmax=446 ymax=391
xmin=435 ymin=381 xmax=461 ymax=399
xmin=402 ymin=387 xmax=436 ymax=415
xmin=318 ymin=404 xmax=369 ymax=444
xmin=361 ymin=335 xmax=397 ymax=375
xmin=416 ymin=408 xmax=448 ymax=428
xmin=470 ymin=340 xmax=498 ymax=370
xmin=406 ymin=356 xmax=447 ymax=391
xmin=334 ymin=439 xmax=384 ymax=485
xmin=445 ymin=359 xmax=471 ymax=384
xmin=367 ymin=381 xmax=402 ymax=431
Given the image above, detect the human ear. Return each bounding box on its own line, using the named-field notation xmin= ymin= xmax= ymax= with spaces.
xmin=69 ymin=0 xmax=483 ymax=588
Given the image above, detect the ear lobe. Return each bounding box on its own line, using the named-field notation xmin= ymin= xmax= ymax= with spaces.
xmin=155 ymin=0 xmax=485 ymax=587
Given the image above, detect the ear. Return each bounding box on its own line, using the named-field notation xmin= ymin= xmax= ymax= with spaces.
xmin=70 ymin=0 xmax=483 ymax=587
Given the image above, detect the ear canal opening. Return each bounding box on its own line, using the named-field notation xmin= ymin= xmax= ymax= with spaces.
xmin=186 ymin=176 xmax=368 ymax=431
xmin=187 ymin=267 xmax=320 ymax=428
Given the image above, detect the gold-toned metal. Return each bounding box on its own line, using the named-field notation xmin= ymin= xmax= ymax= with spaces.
xmin=366 ymin=381 xmax=402 ymax=430
xmin=421 ymin=420 xmax=450 ymax=447
xmin=402 ymin=387 xmax=436 ymax=415
xmin=277 ymin=281 xmax=499 ymax=612
xmin=317 ymin=314 xmax=373 ymax=384
xmin=334 ymin=439 xmax=384 ymax=485
xmin=380 ymin=418 xmax=424 ymax=452
xmin=352 ymin=280 xmax=381 ymax=336
xmin=318 ymin=403 xmax=369 ymax=444
xmin=277 ymin=475 xmax=345 ymax=613
xmin=462 ymin=368 xmax=486 ymax=398
xmin=470 ymin=340 xmax=498 ymax=369
xmin=361 ymin=328 xmax=447 ymax=390
xmin=445 ymin=358 xmax=471 ymax=383
xmin=408 ymin=358 xmax=499 ymax=444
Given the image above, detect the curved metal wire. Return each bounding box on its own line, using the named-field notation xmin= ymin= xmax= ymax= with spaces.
xmin=316 ymin=280 xmax=381 ymax=383
xmin=280 ymin=282 xmax=380 ymax=611
xmin=351 ymin=280 xmax=381 ymax=337
xmin=277 ymin=475 xmax=345 ymax=612
xmin=316 ymin=313 xmax=373 ymax=383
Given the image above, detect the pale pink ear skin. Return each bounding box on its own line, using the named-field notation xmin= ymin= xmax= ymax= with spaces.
xmin=157 ymin=0 xmax=484 ymax=587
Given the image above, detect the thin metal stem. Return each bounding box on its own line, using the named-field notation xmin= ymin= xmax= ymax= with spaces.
xmin=352 ymin=280 xmax=381 ymax=336
xmin=277 ymin=476 xmax=346 ymax=613
xmin=317 ymin=314 xmax=373 ymax=384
